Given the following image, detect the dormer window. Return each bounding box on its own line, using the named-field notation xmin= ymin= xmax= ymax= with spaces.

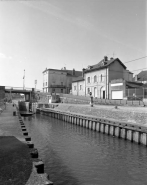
xmin=88 ymin=65 xmax=93 ymax=69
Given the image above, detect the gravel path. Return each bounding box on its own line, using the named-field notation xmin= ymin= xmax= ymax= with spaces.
xmin=55 ymin=104 xmax=147 ymax=125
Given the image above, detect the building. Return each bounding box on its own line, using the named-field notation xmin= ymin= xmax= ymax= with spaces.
xmin=109 ymin=79 xmax=143 ymax=100
xmin=43 ymin=68 xmax=82 ymax=94
xmin=133 ymin=70 xmax=147 ymax=84
xmin=72 ymin=56 xmax=133 ymax=99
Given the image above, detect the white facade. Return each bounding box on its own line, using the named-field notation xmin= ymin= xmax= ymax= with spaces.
xmin=43 ymin=70 xmax=48 ymax=92
xmin=72 ymin=80 xmax=85 ymax=96
xmin=84 ymin=68 xmax=108 ymax=98
xmin=72 ymin=58 xmax=133 ymax=99
xmin=43 ymin=68 xmax=82 ymax=93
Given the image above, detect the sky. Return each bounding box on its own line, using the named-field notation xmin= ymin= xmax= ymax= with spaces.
xmin=0 ymin=0 xmax=146 ymax=90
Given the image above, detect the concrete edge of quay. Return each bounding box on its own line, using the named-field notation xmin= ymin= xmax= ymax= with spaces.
xmin=37 ymin=107 xmax=147 ymax=146
xmin=15 ymin=105 xmax=54 ymax=185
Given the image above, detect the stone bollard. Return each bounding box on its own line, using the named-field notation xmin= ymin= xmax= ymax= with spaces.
xmin=90 ymin=94 xmax=93 ymax=107
xmin=22 ymin=128 xmax=27 ymax=131
xmin=35 ymin=160 xmax=44 ymax=173
xmin=26 ymin=141 xmax=34 ymax=148
xmin=30 ymin=148 xmax=38 ymax=158
xmin=44 ymin=180 xmax=54 ymax=185
xmin=25 ymin=136 xmax=31 ymax=141
xmin=23 ymin=131 xmax=28 ymax=136
xmin=13 ymin=111 xmax=16 ymax=116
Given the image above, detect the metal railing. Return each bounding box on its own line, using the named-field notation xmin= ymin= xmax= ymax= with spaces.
xmin=5 ymin=86 xmax=33 ymax=91
xmin=126 ymin=88 xmax=147 ymax=100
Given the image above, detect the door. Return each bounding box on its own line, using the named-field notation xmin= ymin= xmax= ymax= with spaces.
xmin=103 ymin=91 xmax=105 ymax=99
xmin=112 ymin=91 xmax=123 ymax=99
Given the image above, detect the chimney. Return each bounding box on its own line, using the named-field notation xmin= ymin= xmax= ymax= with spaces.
xmin=135 ymin=75 xmax=138 ymax=81
xmin=104 ymin=56 xmax=108 ymax=61
xmin=72 ymin=68 xmax=75 ymax=76
xmin=82 ymin=68 xmax=85 ymax=77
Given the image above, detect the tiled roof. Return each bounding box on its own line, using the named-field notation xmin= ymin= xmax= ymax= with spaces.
xmin=66 ymin=70 xmax=82 ymax=77
xmin=72 ymin=76 xmax=84 ymax=82
xmin=84 ymin=58 xmax=126 ymax=73
xmin=126 ymin=81 xmax=143 ymax=88
xmin=137 ymin=70 xmax=147 ymax=81
xmin=43 ymin=68 xmax=82 ymax=77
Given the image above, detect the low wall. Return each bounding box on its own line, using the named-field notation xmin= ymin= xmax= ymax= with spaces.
xmin=60 ymin=96 xmax=147 ymax=106
xmin=37 ymin=92 xmax=147 ymax=107
xmin=37 ymin=107 xmax=147 ymax=146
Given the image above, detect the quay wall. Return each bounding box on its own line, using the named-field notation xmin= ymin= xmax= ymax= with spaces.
xmin=37 ymin=107 xmax=147 ymax=146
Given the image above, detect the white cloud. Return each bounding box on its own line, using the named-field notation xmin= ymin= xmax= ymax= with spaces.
xmin=0 ymin=52 xmax=12 ymax=59
xmin=0 ymin=52 xmax=7 ymax=59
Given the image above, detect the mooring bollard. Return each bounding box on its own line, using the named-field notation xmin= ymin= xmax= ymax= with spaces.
xmin=25 ymin=136 xmax=31 ymax=141
xmin=89 ymin=92 xmax=93 ymax=107
xmin=26 ymin=141 xmax=34 ymax=148
xmin=22 ymin=128 xmax=27 ymax=131
xmin=44 ymin=180 xmax=54 ymax=185
xmin=23 ymin=131 xmax=28 ymax=136
xmin=35 ymin=160 xmax=44 ymax=173
xmin=30 ymin=148 xmax=38 ymax=158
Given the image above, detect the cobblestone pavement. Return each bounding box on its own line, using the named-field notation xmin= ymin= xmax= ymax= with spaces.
xmin=55 ymin=104 xmax=147 ymax=125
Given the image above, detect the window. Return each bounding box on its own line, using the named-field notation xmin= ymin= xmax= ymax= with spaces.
xmin=101 ymin=74 xmax=103 ymax=82
xmin=61 ymin=82 xmax=63 ymax=85
xmin=74 ymin=86 xmax=76 ymax=91
xmin=46 ymin=82 xmax=47 ymax=86
xmin=61 ymin=89 xmax=63 ymax=93
xmin=87 ymin=88 xmax=90 ymax=94
xmin=87 ymin=77 xmax=90 ymax=83
xmin=80 ymin=85 xmax=82 ymax=90
xmin=94 ymin=75 xmax=97 ymax=83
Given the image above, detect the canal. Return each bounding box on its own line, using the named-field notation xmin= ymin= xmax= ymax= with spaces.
xmin=23 ymin=114 xmax=147 ymax=185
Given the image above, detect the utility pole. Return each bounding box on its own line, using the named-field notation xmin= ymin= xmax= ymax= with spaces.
xmin=113 ymin=52 xmax=116 ymax=58
xmin=23 ymin=70 xmax=25 ymax=90
xmin=35 ymin=80 xmax=37 ymax=91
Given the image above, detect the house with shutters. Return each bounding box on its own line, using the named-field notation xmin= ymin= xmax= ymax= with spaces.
xmin=72 ymin=56 xmax=133 ymax=99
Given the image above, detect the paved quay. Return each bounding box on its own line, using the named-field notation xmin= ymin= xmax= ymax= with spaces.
xmin=55 ymin=103 xmax=147 ymax=125
xmin=0 ymin=103 xmax=53 ymax=185
xmin=0 ymin=103 xmax=25 ymax=140
xmin=0 ymin=103 xmax=32 ymax=185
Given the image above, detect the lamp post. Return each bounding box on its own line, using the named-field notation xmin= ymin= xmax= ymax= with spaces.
xmin=35 ymin=80 xmax=37 ymax=91
xmin=23 ymin=70 xmax=25 ymax=90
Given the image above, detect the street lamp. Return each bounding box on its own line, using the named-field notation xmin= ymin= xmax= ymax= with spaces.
xmin=23 ymin=69 xmax=25 ymax=89
xmin=35 ymin=80 xmax=37 ymax=91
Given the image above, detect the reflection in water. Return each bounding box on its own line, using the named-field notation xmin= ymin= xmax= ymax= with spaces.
xmin=23 ymin=114 xmax=147 ymax=185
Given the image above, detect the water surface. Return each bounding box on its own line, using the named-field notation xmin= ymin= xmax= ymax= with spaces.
xmin=24 ymin=114 xmax=147 ymax=185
